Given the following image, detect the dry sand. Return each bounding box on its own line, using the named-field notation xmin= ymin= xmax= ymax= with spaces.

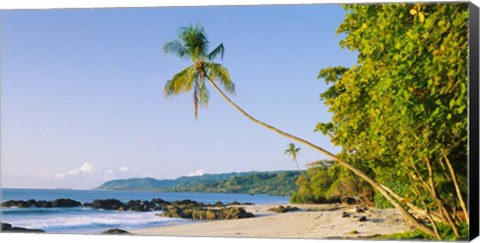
xmin=132 ymin=203 xmax=413 ymax=239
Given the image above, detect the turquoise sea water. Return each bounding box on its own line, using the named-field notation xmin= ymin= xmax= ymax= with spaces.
xmin=1 ymin=188 xmax=289 ymax=234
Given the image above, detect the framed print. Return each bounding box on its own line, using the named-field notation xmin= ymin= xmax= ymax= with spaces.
xmin=1 ymin=0 xmax=479 ymax=241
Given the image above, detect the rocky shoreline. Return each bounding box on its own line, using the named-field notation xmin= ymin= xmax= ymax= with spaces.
xmin=1 ymin=198 xmax=255 ymax=220
xmin=1 ymin=198 xmax=256 ymax=234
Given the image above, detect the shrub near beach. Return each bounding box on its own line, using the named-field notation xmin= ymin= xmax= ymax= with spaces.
xmin=290 ymin=161 xmax=373 ymax=205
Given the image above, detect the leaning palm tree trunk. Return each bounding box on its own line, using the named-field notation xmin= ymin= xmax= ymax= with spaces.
xmin=206 ymin=77 xmax=437 ymax=238
xmin=379 ymin=184 xmax=443 ymax=222
xmin=295 ymin=159 xmax=310 ymax=182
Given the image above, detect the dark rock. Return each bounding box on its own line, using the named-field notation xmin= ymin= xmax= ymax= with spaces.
xmin=152 ymin=205 xmax=165 ymax=211
xmin=35 ymin=200 xmax=53 ymax=208
xmin=51 ymin=199 xmax=82 ymax=207
xmin=1 ymin=200 xmax=36 ymax=208
xmin=172 ymin=199 xmax=205 ymax=209
xmin=160 ymin=205 xmax=254 ymax=220
xmin=212 ymin=201 xmax=225 ymax=207
xmin=2 ymin=199 xmax=81 ymax=208
xmin=341 ymin=212 xmax=350 ymax=218
xmin=102 ymin=228 xmax=130 ymax=234
xmin=341 ymin=197 xmax=361 ymax=205
xmin=127 ymin=200 xmax=155 ymax=212
xmin=268 ymin=206 xmax=300 ymax=213
xmin=226 ymin=201 xmax=254 ymax=206
xmin=161 ymin=205 xmax=190 ymax=218
xmin=26 ymin=199 xmax=37 ymax=207
xmin=349 ymin=230 xmax=359 ymax=234
xmin=90 ymin=199 xmax=127 ymax=210
xmin=353 ymin=206 xmax=366 ymax=213
xmin=1 ymin=200 xmax=22 ymax=208
xmin=1 ymin=222 xmax=45 ymax=233
xmin=150 ymin=198 xmax=171 ymax=211
xmin=151 ymin=198 xmax=171 ymax=205
xmin=1 ymin=223 xmax=12 ymax=230
xmin=359 ymin=216 xmax=367 ymax=222
xmin=221 ymin=207 xmax=254 ymax=219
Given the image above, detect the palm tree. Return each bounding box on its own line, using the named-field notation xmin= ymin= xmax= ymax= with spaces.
xmin=163 ymin=24 xmax=234 ymax=119
xmin=162 ymin=23 xmax=436 ymax=238
xmin=284 ymin=143 xmax=308 ymax=181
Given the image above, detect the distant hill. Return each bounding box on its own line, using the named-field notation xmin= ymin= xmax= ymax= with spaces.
xmin=96 ymin=171 xmax=301 ymax=196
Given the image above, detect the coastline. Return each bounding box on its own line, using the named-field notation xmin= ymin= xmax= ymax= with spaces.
xmin=132 ymin=203 xmax=412 ymax=239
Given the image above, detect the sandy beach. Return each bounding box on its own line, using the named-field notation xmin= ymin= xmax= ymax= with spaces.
xmin=132 ymin=203 xmax=412 ymax=239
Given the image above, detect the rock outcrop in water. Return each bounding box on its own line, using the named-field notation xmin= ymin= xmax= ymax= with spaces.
xmin=1 ymin=198 xmax=255 ymax=218
xmin=1 ymin=223 xmax=45 ymax=233
xmin=1 ymin=199 xmax=81 ymax=208
xmin=85 ymin=199 xmax=127 ymax=210
xmin=159 ymin=201 xmax=255 ymax=220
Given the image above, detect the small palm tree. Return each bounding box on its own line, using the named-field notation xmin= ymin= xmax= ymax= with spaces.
xmin=284 ymin=143 xmax=308 ymax=181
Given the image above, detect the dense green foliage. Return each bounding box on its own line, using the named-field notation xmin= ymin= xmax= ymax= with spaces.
xmin=316 ymin=3 xmax=469 ymax=239
xmin=97 ymin=171 xmax=300 ymax=196
xmin=290 ymin=161 xmax=373 ymax=204
xmin=97 ymin=173 xmax=242 ymax=190
xmin=169 ymin=171 xmax=300 ymax=196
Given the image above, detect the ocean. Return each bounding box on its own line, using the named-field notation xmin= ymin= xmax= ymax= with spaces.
xmin=0 ymin=188 xmax=289 ymax=234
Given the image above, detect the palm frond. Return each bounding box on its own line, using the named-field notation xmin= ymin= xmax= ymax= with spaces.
xmin=205 ymin=62 xmax=235 ymax=94
xmin=180 ymin=24 xmax=209 ymax=60
xmin=284 ymin=143 xmax=301 ymax=161
xmin=164 ymin=65 xmax=196 ymax=96
xmin=164 ymin=24 xmax=230 ymax=119
xmin=198 ymin=80 xmax=209 ymax=107
xmin=208 ymin=44 xmax=225 ymax=60
xmin=163 ymin=40 xmax=188 ymax=59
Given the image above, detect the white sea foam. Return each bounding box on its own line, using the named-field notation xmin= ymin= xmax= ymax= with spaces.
xmin=3 ymin=209 xmax=188 ymax=233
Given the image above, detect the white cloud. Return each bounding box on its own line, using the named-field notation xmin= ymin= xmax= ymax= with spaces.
xmin=6 ymin=162 xmax=144 ymax=189
xmin=80 ymin=162 xmax=95 ymax=173
xmin=119 ymin=166 xmax=129 ymax=172
xmin=65 ymin=162 xmax=95 ymax=176
xmin=187 ymin=169 xmax=206 ymax=177
xmin=102 ymin=166 xmax=139 ymax=181
xmin=68 ymin=168 xmax=80 ymax=175
xmin=53 ymin=173 xmax=66 ymax=179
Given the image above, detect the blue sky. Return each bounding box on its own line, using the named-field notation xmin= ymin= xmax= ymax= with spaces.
xmin=1 ymin=4 xmax=357 ymax=189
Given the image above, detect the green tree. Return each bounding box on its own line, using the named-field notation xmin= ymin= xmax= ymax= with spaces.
xmin=290 ymin=160 xmax=374 ymax=204
xmin=317 ymin=3 xmax=469 ymax=239
xmin=163 ymin=23 xmax=438 ymax=238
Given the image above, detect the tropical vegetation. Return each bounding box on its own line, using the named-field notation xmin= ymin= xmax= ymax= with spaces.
xmin=162 ymin=2 xmax=470 ymax=239
xmin=284 ymin=143 xmax=309 ymax=181
xmin=290 ymin=160 xmax=373 ymax=205
xmin=97 ymin=171 xmax=301 ymax=196
xmin=317 ymin=3 xmax=469 ymax=239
